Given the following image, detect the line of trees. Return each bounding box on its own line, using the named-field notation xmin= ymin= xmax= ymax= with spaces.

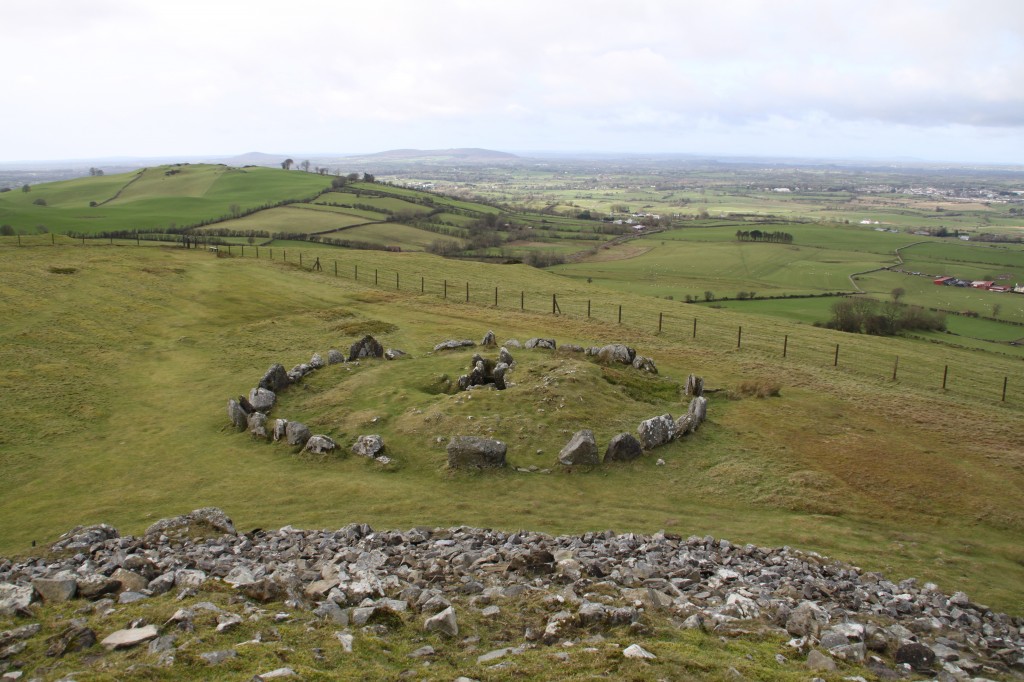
xmin=735 ymin=230 xmax=794 ymax=243
xmin=820 ymin=294 xmax=946 ymax=336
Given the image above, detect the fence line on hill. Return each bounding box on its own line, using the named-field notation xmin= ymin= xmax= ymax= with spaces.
xmin=5 ymin=235 xmax=1021 ymax=406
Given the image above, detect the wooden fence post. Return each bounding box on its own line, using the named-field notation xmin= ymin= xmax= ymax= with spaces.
xmin=587 ymin=300 xmax=591 ymax=318
xmin=692 ymin=317 xmax=697 ymax=338
xmin=834 ymin=344 xmax=839 ymax=367
xmin=1003 ymin=376 xmax=1008 ymax=402
xmin=520 ymin=291 xmax=524 ymax=310
xmin=241 ymin=245 xmax=244 ymax=257
xmin=374 ymin=268 xmax=377 ymax=285
xmin=299 ymin=252 xmax=302 ymax=267
xmin=942 ymin=365 xmax=948 ymax=390
xmin=618 ymin=305 xmax=622 ymax=324
xmin=737 ymin=326 xmax=742 ymax=349
xmin=465 ymin=282 xmax=469 ymax=302
xmin=334 ymin=260 xmax=337 ymax=276
xmin=892 ymin=356 xmax=899 ymax=381
xmin=494 ymin=287 xmax=498 ymax=306
xmin=783 ymin=334 xmax=788 ymax=358
xmin=421 ymin=276 xmax=424 ymax=293
xmin=396 ymin=272 xmax=399 ymax=289
xmin=659 ymin=312 xmax=663 ymax=332
xmin=443 ymin=280 xmax=447 ymax=299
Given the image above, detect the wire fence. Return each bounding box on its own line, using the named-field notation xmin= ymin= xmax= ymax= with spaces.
xmin=6 ymin=235 xmax=1022 ymax=407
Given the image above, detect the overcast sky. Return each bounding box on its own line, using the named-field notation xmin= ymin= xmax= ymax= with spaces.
xmin=3 ymin=0 xmax=1023 ymax=164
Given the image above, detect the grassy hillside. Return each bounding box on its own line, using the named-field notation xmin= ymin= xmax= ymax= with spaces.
xmin=1 ymin=242 xmax=1022 ymax=616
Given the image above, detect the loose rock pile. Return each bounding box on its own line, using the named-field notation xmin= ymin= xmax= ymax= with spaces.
xmin=1 ymin=509 xmax=1020 ymax=680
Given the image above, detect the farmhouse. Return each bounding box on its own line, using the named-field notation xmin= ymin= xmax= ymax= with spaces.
xmin=933 ymin=276 xmax=953 ymax=285
xmin=971 ymin=280 xmax=994 ymax=289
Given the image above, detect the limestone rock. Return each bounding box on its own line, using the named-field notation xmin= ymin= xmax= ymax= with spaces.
xmin=481 ymin=330 xmax=496 ymax=346
xmin=558 ymin=429 xmax=599 ymax=466
xmin=434 ymin=339 xmax=475 ymax=351
xmin=285 ymin=421 xmax=312 ymax=448
xmin=688 ymin=396 xmax=708 ymax=429
xmin=348 ymin=335 xmax=383 ymax=361
xmin=327 ymin=349 xmax=344 ymax=364
xmin=597 ymin=344 xmax=635 ymax=365
xmin=685 ymin=374 xmax=704 ymax=397
xmin=249 ymin=387 xmax=276 ymax=413
xmin=259 ymin=363 xmax=290 ymax=393
xmin=637 ymin=414 xmax=675 ymax=450
xmin=111 ymin=568 xmax=148 ymax=594
xmin=101 ymin=625 xmax=158 ymax=650
xmin=49 ymin=523 xmax=119 ymax=552
xmin=248 ymin=411 xmax=269 ymax=439
xmin=0 ymin=584 xmax=34 ymax=616
xmin=272 ymin=419 xmax=288 ymax=442
xmin=632 ymin=355 xmax=658 ymax=373
xmin=674 ymin=413 xmax=696 ymax=438
xmin=623 ymin=643 xmax=656 ymax=659
xmin=806 ymin=649 xmax=837 ymax=671
xmin=305 ymin=435 xmax=337 ymax=455
xmin=492 ymin=362 xmax=510 ymax=391
xmin=352 ymin=435 xmax=385 ymax=458
xmin=145 ymin=507 xmax=236 ymax=538
xmin=525 ymin=337 xmax=556 ymax=350
xmin=384 ymin=348 xmax=407 ymax=360
xmin=45 ymin=624 xmax=96 ymax=657
xmin=424 ymin=606 xmax=458 ymax=637
xmin=310 ymin=352 xmax=325 ymax=369
xmin=227 ymin=399 xmax=248 ymax=430
xmin=32 ymin=577 xmax=76 ymax=603
xmin=447 ymin=436 xmax=507 ymax=469
xmin=503 ymin=339 xmax=521 ymax=348
xmin=560 ymin=343 xmax=584 ymax=353
xmin=604 ymin=433 xmax=644 ymax=462
xmin=895 ymin=642 xmax=936 ymax=672
xmin=498 ymin=346 xmax=514 ymax=365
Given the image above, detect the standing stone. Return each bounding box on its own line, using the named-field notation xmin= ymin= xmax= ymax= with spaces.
xmin=525 ymin=338 xmax=556 ymax=350
xmin=248 ymin=387 xmax=276 ymax=413
xmin=674 ymin=413 xmax=696 ymax=438
xmin=558 ymin=430 xmax=599 ymax=466
xmin=637 ymin=414 xmax=675 ymax=450
xmin=498 ymin=346 xmax=514 ymax=365
xmin=685 ymin=374 xmax=704 ymax=397
xmin=492 ymin=362 xmax=509 ymax=390
xmin=259 ymin=364 xmax=290 ymax=392
xmin=327 ymin=349 xmax=344 ymax=365
xmin=285 ymin=422 xmax=312 ymax=447
xmin=272 ymin=419 xmax=288 ymax=442
xmin=424 ymin=606 xmax=458 ymax=637
xmin=447 ymin=437 xmax=507 ymax=469
xmin=687 ymin=396 xmax=708 ymax=429
xmin=310 ymin=352 xmax=325 ymax=369
xmin=305 ymin=435 xmax=337 ymax=454
xmin=227 ymin=399 xmax=248 ymax=430
xmin=597 ymin=344 xmax=635 ymax=365
xmin=348 ymin=335 xmax=383 ymax=361
xmin=604 ymin=433 xmax=643 ymax=462
xmin=351 ymin=435 xmax=385 ymax=458
xmin=481 ymin=330 xmax=496 ymax=347
xmin=248 ymin=411 xmax=269 ymax=439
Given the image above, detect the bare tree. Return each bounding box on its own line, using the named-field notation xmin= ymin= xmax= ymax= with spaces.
xmin=300 ymin=160 xmax=311 ymax=172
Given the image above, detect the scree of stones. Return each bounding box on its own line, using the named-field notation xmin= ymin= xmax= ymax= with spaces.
xmin=228 ymin=331 xmax=709 ymax=471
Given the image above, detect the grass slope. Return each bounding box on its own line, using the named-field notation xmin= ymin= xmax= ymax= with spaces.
xmin=0 ymin=243 xmax=1022 ymax=615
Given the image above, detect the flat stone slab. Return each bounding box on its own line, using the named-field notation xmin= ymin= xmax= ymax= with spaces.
xmin=101 ymin=625 xmax=159 ymax=650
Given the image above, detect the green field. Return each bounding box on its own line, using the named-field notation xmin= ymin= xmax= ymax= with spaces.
xmin=197 ymin=206 xmax=378 ymax=235
xmin=336 ymin=222 xmax=462 ymax=250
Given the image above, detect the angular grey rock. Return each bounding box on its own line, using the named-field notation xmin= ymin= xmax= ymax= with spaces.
xmin=447 ymin=436 xmax=507 ymax=469
xmin=424 ymin=606 xmax=458 ymax=637
xmin=492 ymin=362 xmax=509 ymax=391
xmin=32 ymin=577 xmax=77 ymax=603
xmin=111 ymin=568 xmax=148 ymax=593
xmin=786 ymin=601 xmax=823 ymax=638
xmin=327 ymin=349 xmax=344 ymax=364
xmin=632 ymin=355 xmax=658 ymax=373
xmin=223 ymin=566 xmax=258 ymax=587
xmin=503 ymin=339 xmax=521 ymax=348
xmin=623 ymin=643 xmax=656 ymax=659
xmin=249 ymin=387 xmax=276 ymax=413
xmin=254 ymin=668 xmax=297 ymax=680
xmin=228 ymin=399 xmax=248 ymax=430
xmin=525 ymin=337 xmax=556 ymax=350
xmin=674 ymin=413 xmax=696 ymax=438
xmin=685 ymin=374 xmax=704 ymax=397
xmin=46 ymin=624 xmax=95 ymax=657
xmin=384 ymin=348 xmax=407 ymax=360
xmin=101 ymin=625 xmax=159 ymax=650
xmin=604 ymin=433 xmax=643 ymax=462
xmin=49 ymin=523 xmax=119 ymax=552
xmin=597 ymin=343 xmax=635 ymax=365
xmin=637 ymin=414 xmax=675 ymax=450
xmin=77 ymin=574 xmax=121 ymax=599
xmin=118 ymin=591 xmax=148 ymax=604
xmin=558 ymin=429 xmax=599 ymax=466
xmin=688 ymin=396 xmax=708 ymax=429
xmin=352 ymin=435 xmax=385 ymax=458
xmin=895 ymin=642 xmax=936 ymax=672
xmin=305 ymin=435 xmax=337 ymax=455
xmin=310 ymin=352 xmax=325 ymax=369
xmin=201 ymin=649 xmax=238 ymax=665
xmin=145 ymin=507 xmax=236 ymax=538
xmin=259 ymin=363 xmax=290 ymax=392
xmin=498 ymin=346 xmax=514 ymax=365
xmin=481 ymin=330 xmax=496 ymax=347
xmin=285 ymin=421 xmax=312 ymax=447
xmin=806 ymin=649 xmax=837 ymax=671
xmin=348 ymin=335 xmax=383 ymax=361
xmin=175 ymin=569 xmax=207 ymax=588
xmin=0 ymin=584 xmax=34 ymax=616
xmin=560 ymin=343 xmax=584 ymax=353
xmin=434 ymin=339 xmax=475 ymax=351
xmin=248 ymin=411 xmax=269 ymax=439
xmin=272 ymin=419 xmax=288 ymax=442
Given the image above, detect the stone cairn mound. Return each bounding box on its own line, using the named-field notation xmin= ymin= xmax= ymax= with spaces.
xmin=226 ymin=335 xmax=404 ymax=459
xmin=456 ymin=349 xmax=513 ymax=392
xmin=1 ymin=508 xmax=1020 ymax=679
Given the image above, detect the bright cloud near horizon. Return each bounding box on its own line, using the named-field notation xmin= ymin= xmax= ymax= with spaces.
xmin=3 ymin=0 xmax=1023 ymax=164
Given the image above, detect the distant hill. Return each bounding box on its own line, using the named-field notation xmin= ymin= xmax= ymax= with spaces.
xmin=354 ymin=148 xmax=519 ymax=163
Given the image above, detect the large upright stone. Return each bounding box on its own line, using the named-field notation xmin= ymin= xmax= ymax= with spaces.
xmin=597 ymin=344 xmax=635 ymax=365
xmin=481 ymin=330 xmax=496 ymax=347
xmin=248 ymin=411 xmax=269 ymax=439
xmin=498 ymin=346 xmax=514 ymax=365
xmin=259 ymin=364 xmax=290 ymax=392
xmin=227 ymin=399 xmax=248 ymax=430
xmin=348 ymin=335 xmax=383 ymax=361
xmin=685 ymin=374 xmax=704 ymax=397
xmin=637 ymin=414 xmax=675 ymax=450
xmin=424 ymin=606 xmax=458 ymax=637
xmin=447 ymin=437 xmax=507 ymax=469
xmin=309 ymin=352 xmax=325 ymax=369
xmin=687 ymin=396 xmax=708 ymax=430
xmin=604 ymin=433 xmax=643 ymax=462
xmin=248 ymin=387 xmax=276 ymax=413
xmin=286 ymin=422 xmax=312 ymax=447
xmin=558 ymin=430 xmax=599 ymax=466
